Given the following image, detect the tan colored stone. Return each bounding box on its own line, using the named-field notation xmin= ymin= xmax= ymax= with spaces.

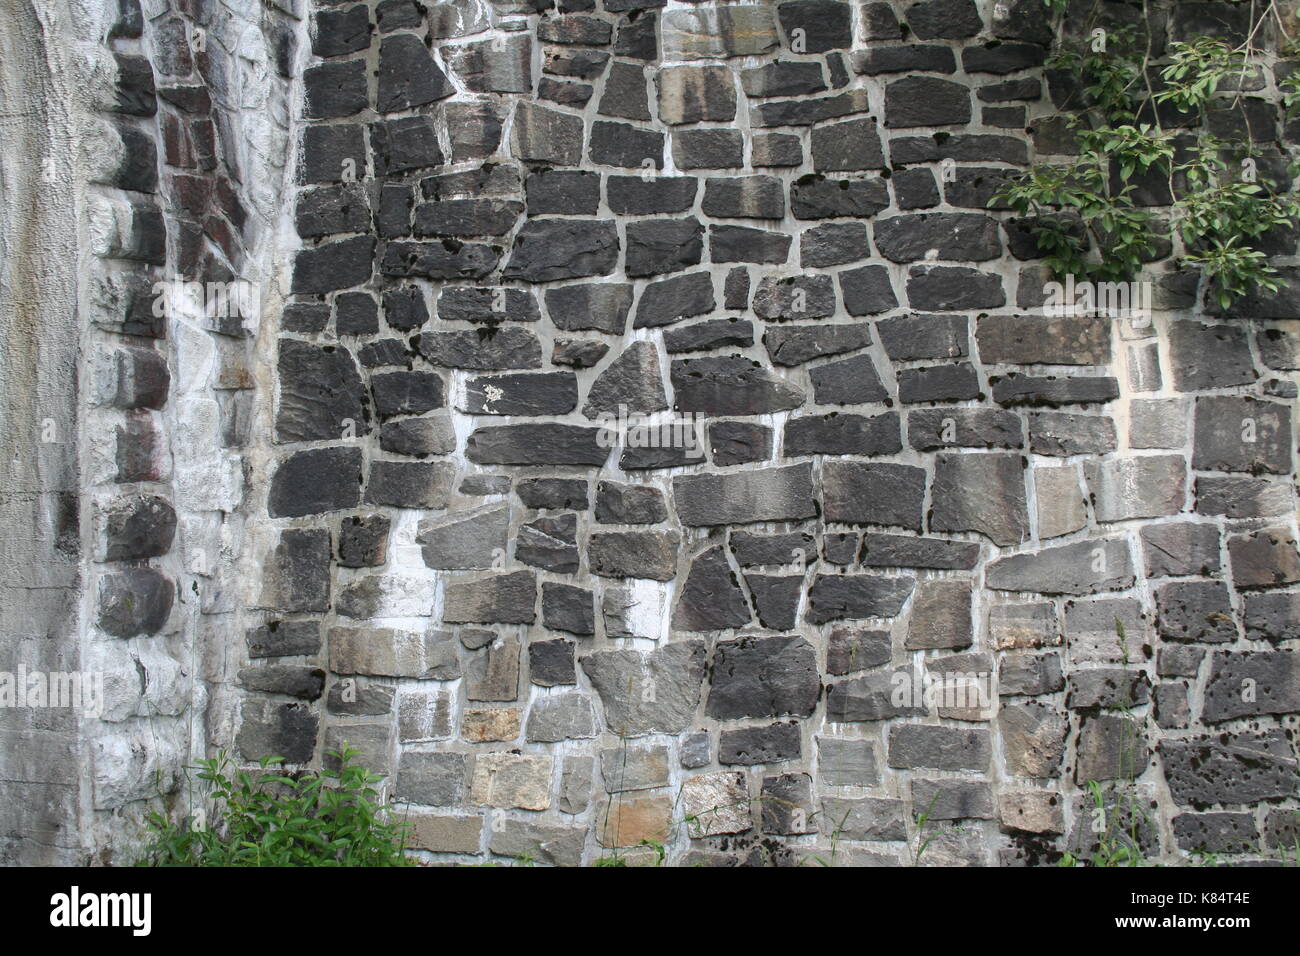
xmin=462 ymin=707 xmax=521 ymax=743
xmin=596 ymin=793 xmax=673 ymax=848
xmin=470 ymin=752 xmax=553 ymax=810
xmin=988 ymin=602 xmax=1061 ymax=650
xmin=999 ymin=790 xmax=1064 ymax=834
xmin=1034 ymin=464 xmax=1086 ymax=539
xmin=682 ymin=771 xmax=751 ymax=838
xmin=407 ymin=812 xmax=484 ymax=854
xmin=329 ymin=626 xmax=459 ymax=679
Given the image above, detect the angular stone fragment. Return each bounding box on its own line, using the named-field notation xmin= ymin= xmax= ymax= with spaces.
xmin=1244 ymin=592 xmax=1300 ymax=643
xmin=546 ymin=282 xmax=633 ymax=333
xmin=258 ymin=529 xmax=330 ymax=614
xmin=1063 ymin=598 xmax=1148 ymax=664
xmin=702 ymin=176 xmax=785 ymax=220
xmin=988 ymin=603 xmax=1060 ymax=650
xmin=595 ymin=481 xmax=667 ymax=525
xmin=601 ymin=582 xmax=669 ymax=640
xmin=443 ymin=571 xmax=537 ymax=625
xmin=364 ymin=459 xmax=456 ymax=509
xmin=817 ymin=737 xmax=879 ymax=787
xmin=875 ymin=213 xmax=1000 ymax=263
xmin=929 ymin=453 xmax=1028 ymax=547
xmin=558 ymin=754 xmax=594 ymax=815
xmin=806 ymin=574 xmax=915 ymax=623
xmin=1197 ymin=475 xmax=1292 ymax=518
xmin=589 ymin=120 xmax=664 ymax=169
xmin=912 ymin=779 xmax=994 ymax=821
xmin=625 ymin=217 xmax=704 ymax=277
xmin=791 ymin=177 xmax=890 ymax=221
xmin=766 ymin=325 xmax=873 ymax=368
xmin=582 ymin=341 xmax=668 ymax=418
xmin=1028 ymin=412 xmax=1116 ymax=457
xmin=580 ymin=641 xmax=707 ymax=734
xmin=672 ymin=128 xmax=743 ymax=168
xmin=1066 ymin=669 xmax=1150 ymax=711
xmin=599 ymin=60 xmax=651 ymax=121
xmin=1085 ymin=455 xmax=1186 ymax=523
xmin=1141 ymin=522 xmax=1221 ymax=578
xmin=394 ymin=751 xmax=468 ymax=807
xmin=1000 ymin=790 xmax=1063 ymax=834
xmin=860 ymin=534 xmax=980 ymax=571
xmin=489 ymin=819 xmax=585 ymax=867
xmin=377 ymin=34 xmax=453 ymax=112
xmin=741 ymin=574 xmax=801 ymax=630
xmin=247 ymin=620 xmax=321 ymax=660
xmin=380 ymin=241 xmax=499 ymax=282
xmin=664 ymin=317 xmax=755 ymax=352
xmin=633 ymin=271 xmax=715 ymax=328
xmin=999 ymin=651 xmax=1063 ymax=697
xmin=752 ymin=275 xmax=836 ymax=321
xmin=820 ymin=796 xmax=906 ymax=841
xmin=462 ymin=707 xmax=521 ymax=744
xmin=599 ymin=744 xmax=670 ymax=794
xmin=529 ymin=639 xmax=576 ymax=688
xmin=672 ymin=546 xmax=751 ymax=632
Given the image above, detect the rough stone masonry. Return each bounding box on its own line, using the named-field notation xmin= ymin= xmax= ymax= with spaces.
xmin=3 ymin=0 xmax=1299 ymax=865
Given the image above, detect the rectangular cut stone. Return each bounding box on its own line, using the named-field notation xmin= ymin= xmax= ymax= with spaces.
xmin=673 ymin=463 xmax=816 ymax=526
xmin=987 ymin=539 xmax=1134 ymax=595
xmin=469 ymin=752 xmax=553 ymax=810
xmin=329 ymin=627 xmax=459 ymax=679
xmin=408 ymin=813 xmax=484 ymax=854
xmin=662 ymin=7 xmax=780 ymax=61
xmin=988 ymin=602 xmax=1060 ymax=649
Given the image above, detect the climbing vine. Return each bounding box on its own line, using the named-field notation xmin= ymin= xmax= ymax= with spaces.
xmin=997 ymin=0 xmax=1300 ymax=308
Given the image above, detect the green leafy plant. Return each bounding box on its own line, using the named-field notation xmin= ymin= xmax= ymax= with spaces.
xmin=1002 ymin=2 xmax=1300 ymax=307
xmin=138 ymin=748 xmax=413 ymax=867
xmin=1059 ymin=780 xmax=1148 ymax=867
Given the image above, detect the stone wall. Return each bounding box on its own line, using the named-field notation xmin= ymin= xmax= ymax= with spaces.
xmin=3 ymin=0 xmax=1299 ymax=866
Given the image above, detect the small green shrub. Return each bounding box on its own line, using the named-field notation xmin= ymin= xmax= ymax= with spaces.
xmin=138 ymin=748 xmax=413 ymax=867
